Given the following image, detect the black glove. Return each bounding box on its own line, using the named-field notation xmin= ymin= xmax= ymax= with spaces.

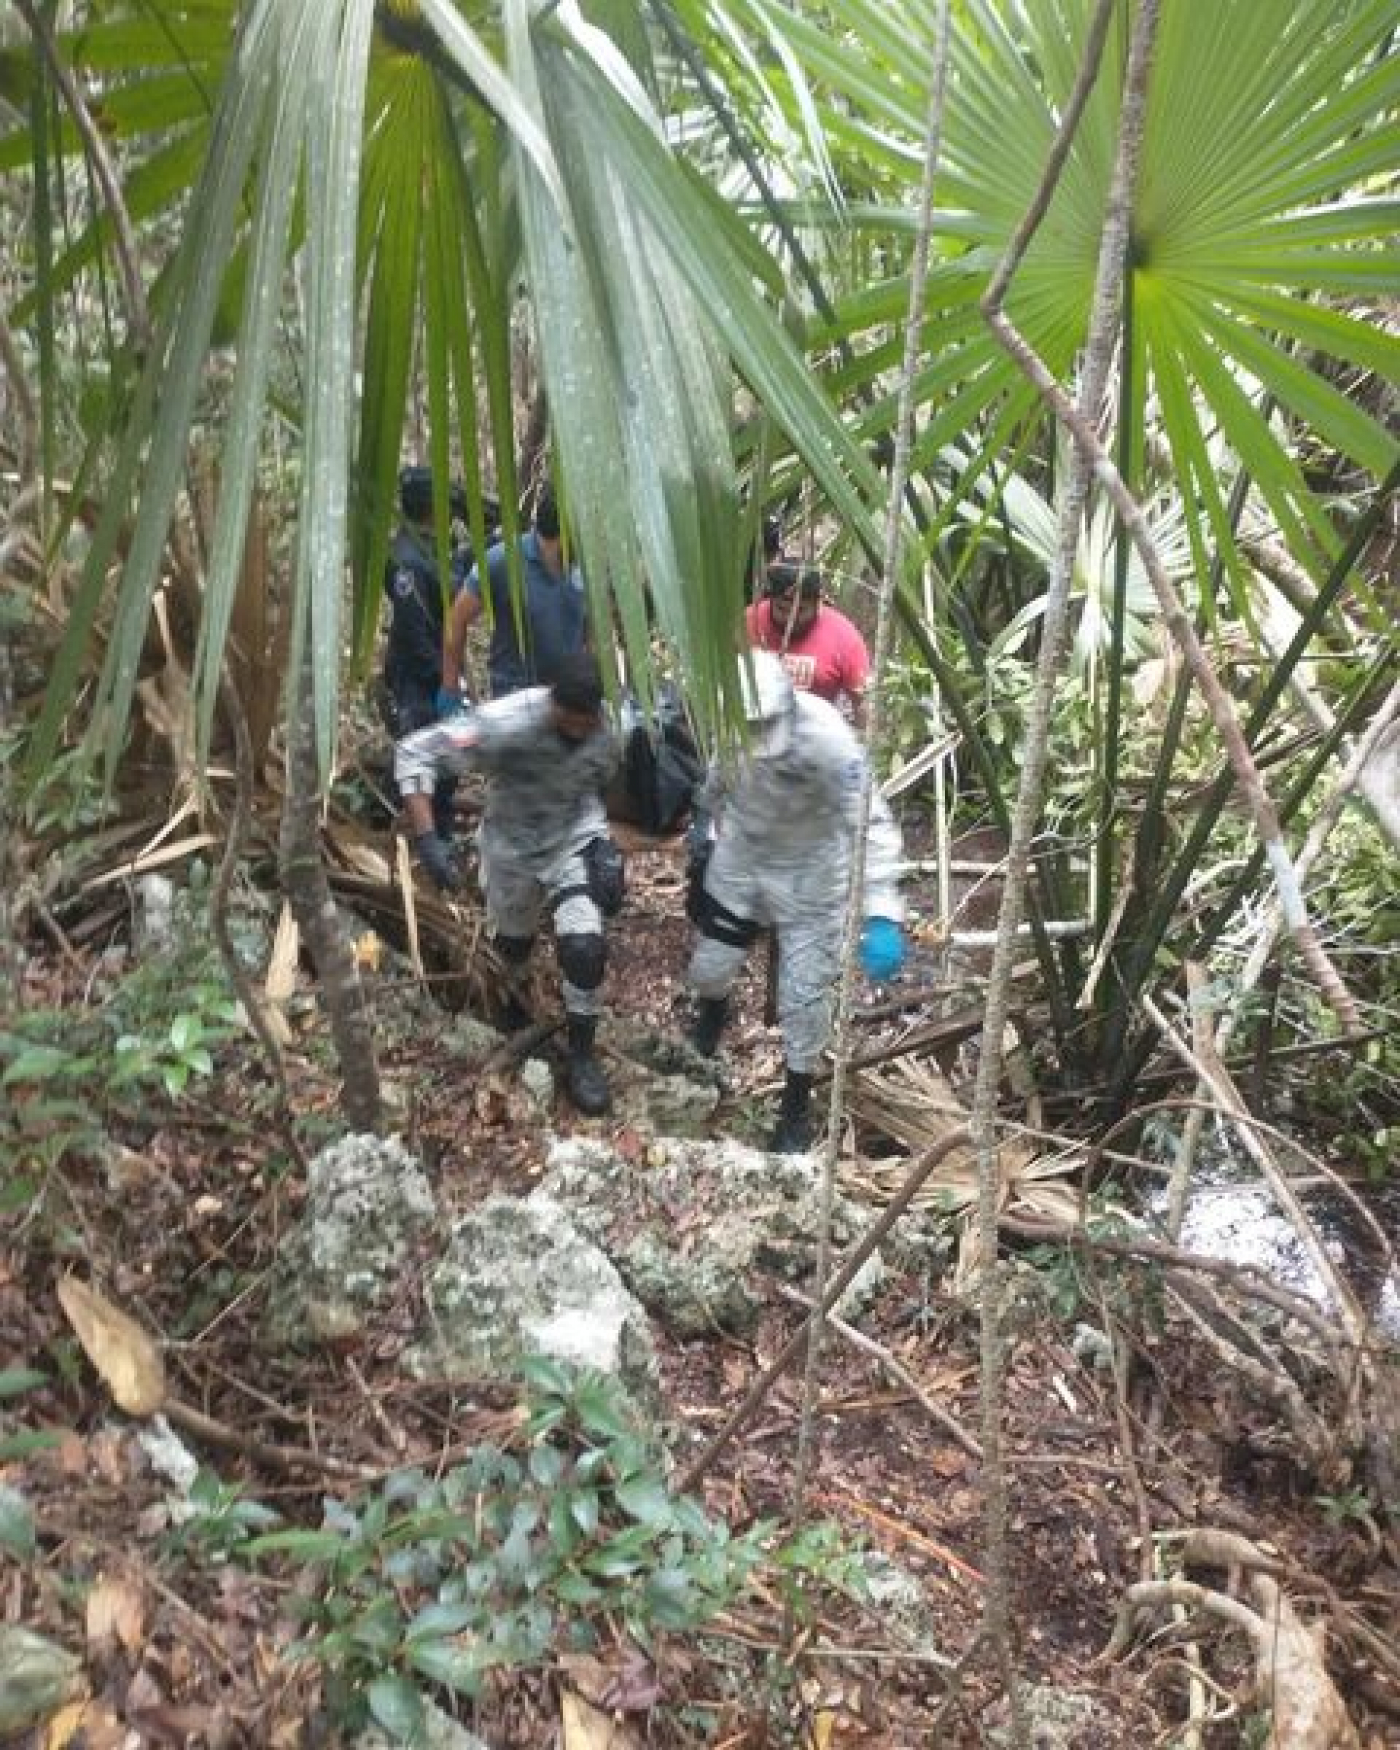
xmin=685 ymin=840 xmax=713 ymax=927
xmin=414 ymin=831 xmax=461 ymax=892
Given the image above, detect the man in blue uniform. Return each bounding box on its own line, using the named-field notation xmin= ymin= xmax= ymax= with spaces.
xmin=440 ymin=481 xmax=588 ymax=700
xmin=380 ymin=466 xmax=486 ymax=839
xmin=381 ymin=466 xmax=471 ymax=735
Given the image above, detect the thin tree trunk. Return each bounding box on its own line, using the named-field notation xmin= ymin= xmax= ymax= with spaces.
xmin=279 ymin=649 xmax=381 ymax=1131
xmin=972 ymin=1 xmax=1155 ymax=1737
xmin=787 ymin=0 xmax=956 ymax=1635
xmin=0 ymin=306 xmax=37 ymax=1006
xmin=213 ymin=667 xmax=302 ymax=1158
xmin=981 ymin=3 xmax=1357 ymax=1035
xmin=0 ymin=587 xmax=18 ymax=1006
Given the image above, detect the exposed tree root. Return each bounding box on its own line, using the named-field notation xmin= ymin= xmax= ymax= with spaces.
xmin=1107 ymin=1531 xmax=1361 ymax=1749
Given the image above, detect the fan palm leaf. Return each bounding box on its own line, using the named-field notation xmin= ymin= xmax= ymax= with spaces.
xmin=681 ymin=0 xmax=1399 ymax=593
xmin=7 ymin=0 xmax=1398 ymax=792
xmin=11 ymin=0 xmax=892 ymax=785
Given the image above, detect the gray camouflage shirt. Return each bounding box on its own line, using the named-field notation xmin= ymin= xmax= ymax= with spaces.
xmin=394 ymin=687 xmax=619 ymax=865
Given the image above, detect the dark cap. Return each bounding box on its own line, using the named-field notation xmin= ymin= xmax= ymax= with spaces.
xmin=398 ymin=465 xmax=435 ymax=522
xmin=533 ymin=481 xmax=561 ymax=540
xmin=550 ymin=651 xmax=603 ymax=714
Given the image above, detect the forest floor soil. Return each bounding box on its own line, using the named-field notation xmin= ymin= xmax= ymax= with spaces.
xmin=4 ymin=825 xmax=1398 ymax=1747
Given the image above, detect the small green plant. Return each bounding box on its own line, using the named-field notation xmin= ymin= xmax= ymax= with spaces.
xmin=0 ymin=951 xmax=241 ymax=1151
xmin=164 ymin=1468 xmax=281 ymax=1560
xmin=1314 ymin=1485 xmax=1375 ymax=1528
xmin=111 ymin=1005 xmax=233 ymax=1099
xmin=247 ymin=1359 xmax=859 ymax=1743
xmin=0 ymin=1366 xmax=69 ymax=1464
xmin=1024 ymin=1205 xmax=1144 ymax=1325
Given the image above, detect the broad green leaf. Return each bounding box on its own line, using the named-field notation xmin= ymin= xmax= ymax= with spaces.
xmin=245 ymin=1528 xmax=347 ymax=1561
xmin=0 ymin=1368 xmax=47 ymax=1401
xmin=405 ymin=1601 xmax=478 ymax=1641
xmin=0 ymin=1486 xmax=36 ymax=1561
xmin=614 ymin=1473 xmax=674 ymax=1527
xmin=406 ymin=1636 xmax=485 ymax=1694
xmin=366 ymin=1673 xmax=426 ymax=1742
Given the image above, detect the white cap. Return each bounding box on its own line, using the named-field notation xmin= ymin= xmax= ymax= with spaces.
xmin=738 ymin=650 xmax=794 ymax=755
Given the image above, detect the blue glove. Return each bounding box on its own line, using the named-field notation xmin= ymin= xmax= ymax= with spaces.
xmin=860 ymin=917 xmax=905 ymax=981
xmin=434 ymin=685 xmax=468 ymax=719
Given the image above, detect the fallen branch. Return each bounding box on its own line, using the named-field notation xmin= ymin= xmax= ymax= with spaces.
xmin=776 ymin=1283 xmax=983 ymax=1461
xmin=162 ymin=1397 xmax=376 ymax=1482
xmin=1165 ymin=1281 xmax=1340 ymax=1482
xmin=1001 ymin=1219 xmax=1356 ymax=1352
xmin=677 ymin=1125 xmax=972 ymax=1496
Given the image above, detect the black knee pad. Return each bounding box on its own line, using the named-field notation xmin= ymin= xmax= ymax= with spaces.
xmin=497 ymin=933 xmax=534 ymax=965
xmin=701 ymin=899 xmax=762 ymax=950
xmin=557 ymin=931 xmax=606 ymax=991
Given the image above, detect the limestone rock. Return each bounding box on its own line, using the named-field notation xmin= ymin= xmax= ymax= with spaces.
xmin=264 ymin=1134 xmax=436 ymax=1348
xmin=518 ymin=1055 xmax=554 ymax=1115
xmin=851 ymin=1551 xmax=947 ymax=1656
xmin=984 ymin=1684 xmax=1112 ymax=1748
xmin=539 ymin=1136 xmax=884 ymax=1337
xmin=415 ymin=1195 xmax=659 ymax=1412
xmin=442 ymin=1014 xmax=503 ymax=1060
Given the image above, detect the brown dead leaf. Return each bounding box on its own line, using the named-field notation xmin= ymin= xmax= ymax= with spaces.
xmin=86 ymin=1574 xmax=146 ymax=1655
xmin=56 ymin=1431 xmax=89 ymax=1476
xmin=561 ymin=1689 xmax=640 ymax=1749
xmin=599 ymin=1648 xmax=662 ymax=1715
xmin=557 ymin=1652 xmax=612 ymax=1702
xmin=56 ymin=1276 xmax=165 ymax=1416
xmin=45 ymin=1698 xmax=126 ymax=1750
xmin=263 ymin=903 xmax=299 ymax=1047
xmin=352 ymin=930 xmax=383 ymax=972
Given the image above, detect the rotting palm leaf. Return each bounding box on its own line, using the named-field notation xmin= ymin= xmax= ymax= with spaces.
xmin=841 ymin=1056 xmax=1079 ymax=1290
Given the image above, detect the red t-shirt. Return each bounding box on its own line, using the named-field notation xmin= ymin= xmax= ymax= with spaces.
xmin=744 ymin=599 xmax=870 ymax=706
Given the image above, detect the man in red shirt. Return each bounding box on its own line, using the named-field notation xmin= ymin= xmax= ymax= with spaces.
xmin=744 ymin=561 xmax=870 ymax=730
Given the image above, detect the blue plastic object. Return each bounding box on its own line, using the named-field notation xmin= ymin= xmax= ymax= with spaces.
xmin=859 ymin=916 xmax=906 ymax=981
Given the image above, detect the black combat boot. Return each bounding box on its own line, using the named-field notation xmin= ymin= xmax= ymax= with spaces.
xmin=497 ymin=936 xmax=534 ymax=1032
xmin=564 ymin=1013 xmax=610 ymax=1116
xmin=500 ymin=992 xmax=533 ymax=1033
xmin=689 ymin=996 xmax=729 ymax=1058
xmin=769 ymin=1069 xmax=815 ymax=1154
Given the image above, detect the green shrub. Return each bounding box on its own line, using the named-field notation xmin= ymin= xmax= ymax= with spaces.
xmin=247 ymin=1359 xmax=861 ymax=1743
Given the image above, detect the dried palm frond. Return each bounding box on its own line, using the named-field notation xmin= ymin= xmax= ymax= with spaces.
xmin=840 ymin=1056 xmax=1081 ymax=1286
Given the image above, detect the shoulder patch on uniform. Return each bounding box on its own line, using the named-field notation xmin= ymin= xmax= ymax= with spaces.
xmin=392 ymin=569 xmax=416 ymax=598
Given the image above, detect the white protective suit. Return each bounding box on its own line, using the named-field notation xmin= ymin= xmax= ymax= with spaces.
xmin=395 ymin=688 xmax=619 ymax=1016
xmin=687 ymin=688 xmax=905 ymax=1072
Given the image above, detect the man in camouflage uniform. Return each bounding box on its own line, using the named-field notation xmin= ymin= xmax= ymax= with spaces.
xmin=685 ymin=651 xmax=907 ymax=1152
xmin=395 ymin=653 xmax=621 ymax=1116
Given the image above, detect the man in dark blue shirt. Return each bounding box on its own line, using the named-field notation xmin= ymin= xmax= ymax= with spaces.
xmin=442 ymin=481 xmax=588 ymax=700
xmin=380 ymin=466 xmax=472 ymax=735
